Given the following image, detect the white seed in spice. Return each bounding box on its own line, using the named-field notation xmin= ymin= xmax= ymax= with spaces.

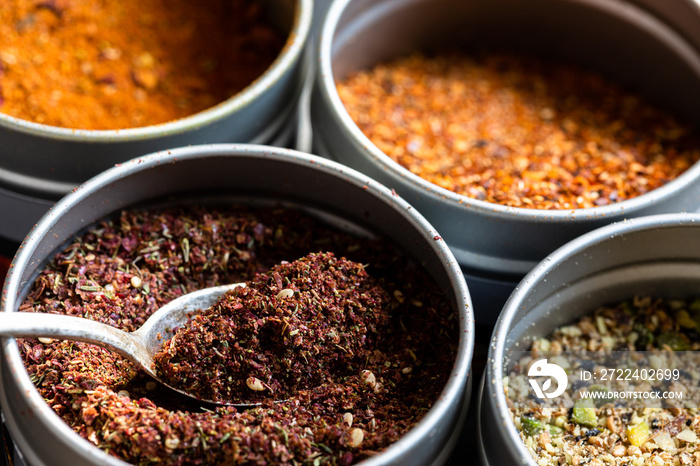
xmin=38 ymin=337 xmax=54 ymax=345
xmin=626 ymin=445 xmax=642 ymax=456
xmin=276 ymin=288 xmax=294 ymax=299
xmin=130 ymin=275 xmax=142 ymax=288
xmin=361 ymin=370 xmax=377 ymax=389
xmin=343 ymin=412 xmax=353 ymax=427
xmin=164 ymin=436 xmax=180 ymax=450
xmin=678 ymin=428 xmax=698 ymax=444
xmin=246 ymin=376 xmax=265 ymax=391
xmin=347 ymin=428 xmax=364 ymax=448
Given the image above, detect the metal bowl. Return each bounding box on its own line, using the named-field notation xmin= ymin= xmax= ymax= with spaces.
xmin=0 ymin=0 xmax=312 ymax=244
xmin=311 ymin=0 xmax=700 ymax=322
xmin=0 ymin=144 xmax=474 ymax=466
xmin=478 ymin=213 xmax=700 ymax=465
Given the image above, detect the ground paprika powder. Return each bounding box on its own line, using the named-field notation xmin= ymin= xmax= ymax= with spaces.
xmin=0 ymin=0 xmax=285 ymax=130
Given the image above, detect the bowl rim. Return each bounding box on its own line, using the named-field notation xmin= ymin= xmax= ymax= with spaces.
xmin=1 ymin=143 xmax=475 ymax=465
xmin=0 ymin=0 xmax=312 ymax=141
xmin=485 ymin=212 xmax=700 ymax=465
xmin=317 ymin=0 xmax=700 ymax=221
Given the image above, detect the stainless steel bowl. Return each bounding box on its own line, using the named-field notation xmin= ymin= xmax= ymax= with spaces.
xmin=478 ymin=213 xmax=700 ymax=465
xmin=0 ymin=144 xmax=474 ymax=466
xmin=311 ymin=0 xmax=700 ymax=322
xmin=0 ymin=0 xmax=312 ymax=244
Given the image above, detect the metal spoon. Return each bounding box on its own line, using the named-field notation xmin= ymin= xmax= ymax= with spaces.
xmin=0 ymin=283 xmax=244 ymax=407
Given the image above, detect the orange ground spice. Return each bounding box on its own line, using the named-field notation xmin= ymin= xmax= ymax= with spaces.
xmin=0 ymin=0 xmax=285 ymax=130
xmin=337 ymin=53 xmax=700 ymax=210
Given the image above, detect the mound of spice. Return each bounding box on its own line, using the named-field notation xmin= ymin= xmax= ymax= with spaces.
xmin=19 ymin=205 xmax=458 ymax=464
xmin=0 ymin=0 xmax=285 ymax=129
xmin=337 ymin=52 xmax=700 ymax=209
xmin=507 ymin=296 xmax=700 ymax=466
xmin=154 ymin=251 xmax=392 ymax=404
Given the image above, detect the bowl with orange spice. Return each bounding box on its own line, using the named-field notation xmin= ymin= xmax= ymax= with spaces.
xmin=311 ymin=0 xmax=700 ymax=322
xmin=0 ymin=0 xmax=311 ymax=243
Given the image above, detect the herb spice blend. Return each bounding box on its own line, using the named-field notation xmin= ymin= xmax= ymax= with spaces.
xmin=337 ymin=53 xmax=700 ymax=210
xmin=508 ymin=296 xmax=700 ymax=466
xmin=0 ymin=0 xmax=285 ymax=129
xmin=19 ymin=205 xmax=458 ymax=464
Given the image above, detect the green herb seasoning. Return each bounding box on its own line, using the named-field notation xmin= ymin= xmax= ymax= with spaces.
xmin=507 ymin=296 xmax=700 ymax=465
xmin=19 ymin=205 xmax=458 ymax=464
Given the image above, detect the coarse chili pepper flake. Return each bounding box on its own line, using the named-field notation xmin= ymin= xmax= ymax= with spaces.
xmin=19 ymin=205 xmax=458 ymax=464
xmin=337 ymin=52 xmax=700 ymax=210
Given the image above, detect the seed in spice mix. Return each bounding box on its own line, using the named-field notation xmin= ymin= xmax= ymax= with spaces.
xmin=153 ymin=251 xmax=392 ymax=404
xmin=337 ymin=52 xmax=700 ymax=210
xmin=507 ymin=296 xmax=700 ymax=466
xmin=0 ymin=0 xmax=285 ymax=129
xmin=19 ymin=205 xmax=458 ymax=464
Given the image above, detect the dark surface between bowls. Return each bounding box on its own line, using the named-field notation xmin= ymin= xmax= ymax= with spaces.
xmin=0 ymin=250 xmax=13 ymax=466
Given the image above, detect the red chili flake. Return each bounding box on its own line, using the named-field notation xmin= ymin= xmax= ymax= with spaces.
xmin=338 ymin=52 xmax=700 ymax=210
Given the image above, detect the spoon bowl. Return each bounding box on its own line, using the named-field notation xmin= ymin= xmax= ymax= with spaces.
xmin=0 ymin=283 xmax=244 ymax=406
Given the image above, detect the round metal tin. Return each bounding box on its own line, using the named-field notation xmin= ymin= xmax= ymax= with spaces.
xmin=0 ymin=144 xmax=474 ymax=466
xmin=0 ymin=0 xmax=312 ymax=243
xmin=478 ymin=213 xmax=700 ymax=465
xmin=311 ymin=0 xmax=700 ymax=321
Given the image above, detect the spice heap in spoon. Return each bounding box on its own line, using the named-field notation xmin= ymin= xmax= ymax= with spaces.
xmin=153 ymin=251 xmax=391 ymax=404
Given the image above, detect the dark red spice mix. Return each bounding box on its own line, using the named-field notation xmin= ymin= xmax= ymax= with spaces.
xmin=154 ymin=252 xmax=392 ymax=405
xmin=18 ymin=205 xmax=458 ymax=464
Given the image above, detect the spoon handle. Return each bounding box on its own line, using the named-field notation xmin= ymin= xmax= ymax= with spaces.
xmin=0 ymin=312 xmax=142 ymax=364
